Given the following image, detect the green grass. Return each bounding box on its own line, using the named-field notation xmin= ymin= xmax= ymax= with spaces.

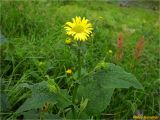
xmin=0 ymin=1 xmax=160 ymax=119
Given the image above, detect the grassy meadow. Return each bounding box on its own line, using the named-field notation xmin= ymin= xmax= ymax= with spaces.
xmin=0 ymin=1 xmax=160 ymax=119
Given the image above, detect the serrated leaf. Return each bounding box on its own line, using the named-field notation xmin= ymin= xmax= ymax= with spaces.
xmin=16 ymin=93 xmax=57 ymax=113
xmin=19 ymin=81 xmax=49 ymax=94
xmin=77 ymin=63 xmax=143 ymax=115
xmin=56 ymin=89 xmax=72 ymax=109
xmin=16 ymin=81 xmax=72 ymax=113
xmin=29 ymin=81 xmax=49 ymax=94
xmin=94 ymin=63 xmax=143 ymax=89
xmin=78 ymin=81 xmax=114 ymax=115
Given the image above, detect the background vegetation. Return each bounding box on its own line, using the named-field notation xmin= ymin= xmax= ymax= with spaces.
xmin=0 ymin=0 xmax=160 ymax=119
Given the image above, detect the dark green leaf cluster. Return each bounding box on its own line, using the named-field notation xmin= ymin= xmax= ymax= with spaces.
xmin=77 ymin=63 xmax=143 ymax=116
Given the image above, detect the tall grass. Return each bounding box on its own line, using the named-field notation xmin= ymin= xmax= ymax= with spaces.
xmin=0 ymin=1 xmax=159 ymax=119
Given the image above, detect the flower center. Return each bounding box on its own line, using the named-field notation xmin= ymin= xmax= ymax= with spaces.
xmin=73 ymin=25 xmax=84 ymax=33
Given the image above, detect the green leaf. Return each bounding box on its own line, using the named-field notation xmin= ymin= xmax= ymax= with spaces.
xmin=22 ymin=110 xmax=40 ymax=120
xmin=16 ymin=81 xmax=72 ymax=113
xmin=0 ymin=93 xmax=10 ymax=112
xmin=21 ymin=110 xmax=62 ymax=120
xmin=94 ymin=63 xmax=143 ymax=89
xmin=77 ymin=63 xmax=143 ymax=115
xmin=16 ymin=81 xmax=57 ymax=113
xmin=78 ymin=81 xmax=114 ymax=115
xmin=43 ymin=113 xmax=62 ymax=119
xmin=16 ymin=92 xmax=57 ymax=113
xmin=56 ymin=89 xmax=72 ymax=109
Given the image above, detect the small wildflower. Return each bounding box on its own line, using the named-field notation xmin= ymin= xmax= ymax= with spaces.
xmin=65 ymin=38 xmax=72 ymax=45
xmin=108 ymin=50 xmax=113 ymax=54
xmin=66 ymin=69 xmax=72 ymax=74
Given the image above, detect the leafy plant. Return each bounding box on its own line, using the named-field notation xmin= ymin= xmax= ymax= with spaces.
xmin=12 ymin=16 xmax=143 ymax=119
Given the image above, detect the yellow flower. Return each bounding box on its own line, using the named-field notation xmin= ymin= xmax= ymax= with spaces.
xmin=64 ymin=16 xmax=93 ymax=41
xmin=65 ymin=38 xmax=72 ymax=45
xmin=66 ymin=69 xmax=72 ymax=74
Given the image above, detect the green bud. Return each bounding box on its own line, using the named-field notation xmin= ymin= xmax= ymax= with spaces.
xmin=95 ymin=61 xmax=108 ymax=71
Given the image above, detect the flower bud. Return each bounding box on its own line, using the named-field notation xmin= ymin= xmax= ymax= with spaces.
xmin=65 ymin=38 xmax=72 ymax=45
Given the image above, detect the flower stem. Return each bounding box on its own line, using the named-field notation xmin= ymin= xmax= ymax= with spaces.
xmin=78 ymin=41 xmax=81 ymax=78
xmin=72 ymin=41 xmax=82 ymax=118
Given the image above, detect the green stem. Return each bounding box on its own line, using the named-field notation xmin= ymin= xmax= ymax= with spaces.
xmin=72 ymin=41 xmax=82 ymax=118
xmin=78 ymin=41 xmax=81 ymax=78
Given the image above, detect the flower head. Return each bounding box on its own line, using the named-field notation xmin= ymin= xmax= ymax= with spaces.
xmin=64 ymin=16 xmax=93 ymax=41
xmin=66 ymin=69 xmax=72 ymax=74
xmin=65 ymin=38 xmax=72 ymax=45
